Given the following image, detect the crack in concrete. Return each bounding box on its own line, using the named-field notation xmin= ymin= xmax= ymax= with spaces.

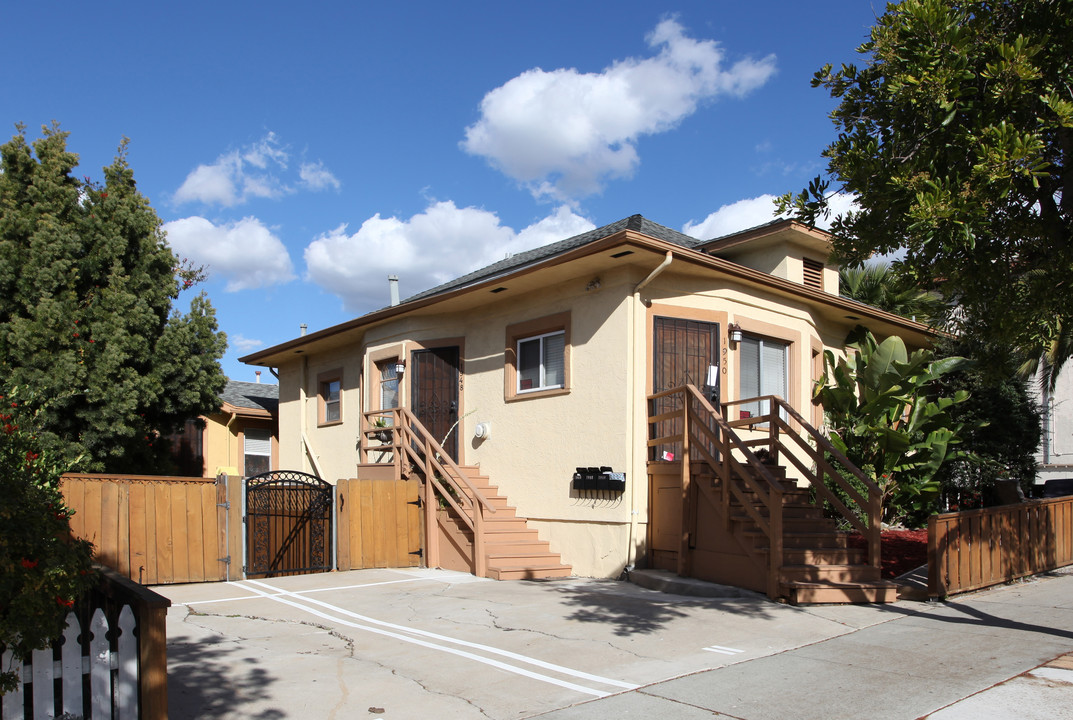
xmin=390 ymin=668 xmax=496 ymax=719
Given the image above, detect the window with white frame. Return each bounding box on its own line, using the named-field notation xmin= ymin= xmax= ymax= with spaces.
xmin=378 ymin=360 xmax=399 ymax=411
xmin=243 ymin=427 xmax=272 ymax=477
xmin=738 ymin=335 xmax=788 ymax=418
xmin=319 ymin=373 xmax=342 ymax=425
xmin=517 ymin=331 xmax=565 ymax=393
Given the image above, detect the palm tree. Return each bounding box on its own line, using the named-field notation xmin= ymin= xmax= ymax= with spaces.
xmin=839 ymin=262 xmax=947 ymax=325
xmin=1016 ymin=320 xmax=1072 ymax=466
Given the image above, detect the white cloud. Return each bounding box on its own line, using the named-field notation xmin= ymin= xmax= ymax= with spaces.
xmin=299 ymin=161 xmax=341 ymax=191
xmin=462 ymin=18 xmax=776 ymax=201
xmin=683 ymin=192 xmax=858 ymax=239
xmin=304 ymin=202 xmax=594 ymax=312
xmin=173 ymin=132 xmax=338 ymax=207
xmin=230 ymin=334 xmax=265 ymax=352
xmin=162 ymin=216 xmax=297 ymax=291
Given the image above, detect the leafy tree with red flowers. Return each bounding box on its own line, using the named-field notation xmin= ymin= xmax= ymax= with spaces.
xmin=0 ymin=123 xmax=227 ymax=472
xmin=0 ymin=385 xmax=95 ymax=694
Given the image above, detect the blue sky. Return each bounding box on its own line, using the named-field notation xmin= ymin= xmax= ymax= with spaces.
xmin=2 ymin=1 xmax=878 ymax=381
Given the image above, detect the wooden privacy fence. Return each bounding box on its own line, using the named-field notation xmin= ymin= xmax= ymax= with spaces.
xmin=61 ymin=474 xmax=239 ymax=585
xmin=1 ymin=567 xmax=170 ymax=720
xmin=929 ymin=495 xmax=1073 ymax=598
xmin=336 ymin=475 xmax=423 ymax=571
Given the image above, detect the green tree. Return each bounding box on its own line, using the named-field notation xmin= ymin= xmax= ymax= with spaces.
xmin=0 ymin=124 xmax=227 ymax=472
xmin=0 ymin=385 xmax=95 ymax=693
xmin=934 ymin=337 xmax=1041 ymax=499
xmin=839 ymin=261 xmax=947 ymax=325
xmin=814 ymin=327 xmax=974 ymax=525
xmin=780 ymin=0 xmax=1073 ymax=357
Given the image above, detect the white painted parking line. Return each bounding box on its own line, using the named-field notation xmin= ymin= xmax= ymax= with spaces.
xmin=235 ymin=579 xmax=639 ymax=697
xmin=703 ymin=645 xmax=745 ymax=655
xmin=176 ymin=576 xmax=433 ymax=606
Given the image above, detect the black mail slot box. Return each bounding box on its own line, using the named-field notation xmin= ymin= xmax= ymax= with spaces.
xmin=573 ymin=466 xmax=626 ymax=493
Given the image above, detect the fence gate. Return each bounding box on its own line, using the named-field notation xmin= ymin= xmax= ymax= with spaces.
xmin=246 ymin=470 xmax=334 ymax=578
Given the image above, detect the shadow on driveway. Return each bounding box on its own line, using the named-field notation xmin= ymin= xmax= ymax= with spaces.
xmin=168 ymin=629 xmax=285 ymax=719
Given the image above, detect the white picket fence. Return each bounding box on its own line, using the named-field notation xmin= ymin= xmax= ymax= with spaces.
xmin=2 ymin=606 xmax=139 ymax=720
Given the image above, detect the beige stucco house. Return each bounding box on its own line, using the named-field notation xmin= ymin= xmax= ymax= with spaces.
xmin=170 ymin=379 xmax=279 ymax=478
xmin=241 ymin=215 xmax=931 ymax=591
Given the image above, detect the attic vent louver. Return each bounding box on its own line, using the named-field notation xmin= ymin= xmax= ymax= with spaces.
xmin=803 ymin=258 xmax=824 ymax=290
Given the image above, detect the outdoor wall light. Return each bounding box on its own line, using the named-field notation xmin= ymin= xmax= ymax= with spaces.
xmin=394 ymin=360 xmax=406 ymax=375
xmin=728 ymin=323 xmax=743 ymax=344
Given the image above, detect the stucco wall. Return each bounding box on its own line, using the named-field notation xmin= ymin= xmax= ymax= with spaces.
xmin=268 ymin=258 xmax=893 ymax=578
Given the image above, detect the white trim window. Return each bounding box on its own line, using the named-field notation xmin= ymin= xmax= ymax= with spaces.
xmin=517 ymin=331 xmax=565 ymax=393
xmin=739 ymin=335 xmax=788 ymax=418
xmin=378 ymin=360 xmax=399 ymax=411
xmin=244 ymin=428 xmax=272 ymax=478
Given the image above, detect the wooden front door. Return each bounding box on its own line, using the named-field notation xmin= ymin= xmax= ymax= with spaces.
xmin=410 ymin=346 xmax=461 ymax=461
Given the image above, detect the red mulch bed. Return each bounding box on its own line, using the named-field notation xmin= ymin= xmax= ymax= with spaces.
xmin=847 ymin=529 xmax=928 ymax=579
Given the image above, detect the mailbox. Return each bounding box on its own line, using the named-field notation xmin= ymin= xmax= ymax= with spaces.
xmin=573 ymin=466 xmax=626 ymax=494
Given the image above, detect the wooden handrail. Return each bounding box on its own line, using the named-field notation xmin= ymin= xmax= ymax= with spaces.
xmin=359 ymin=407 xmax=495 ymax=577
xmin=650 ymin=384 xmax=785 ymax=598
xmin=720 ymin=394 xmax=881 ymax=570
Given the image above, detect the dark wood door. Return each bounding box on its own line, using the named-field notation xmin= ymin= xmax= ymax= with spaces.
xmin=410 ymin=346 xmax=461 ymax=461
xmin=652 ymin=318 xmax=721 ymax=460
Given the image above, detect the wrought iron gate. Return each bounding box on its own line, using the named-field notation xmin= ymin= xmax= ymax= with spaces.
xmin=246 ymin=470 xmax=334 ymax=578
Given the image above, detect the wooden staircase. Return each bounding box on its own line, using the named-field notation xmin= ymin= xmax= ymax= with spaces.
xmin=731 ymin=467 xmax=897 ymax=604
xmin=357 ymin=407 xmax=570 ymax=581
xmin=462 ymin=469 xmax=572 ymax=580
xmin=648 ymin=385 xmax=897 ymax=605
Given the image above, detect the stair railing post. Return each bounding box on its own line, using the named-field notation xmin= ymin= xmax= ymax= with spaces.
xmin=869 ymin=487 xmax=882 ymax=570
xmin=721 ymin=403 xmax=732 ymax=531
xmin=473 ymin=497 xmax=486 ymax=578
xmin=423 ymin=436 xmax=440 ymax=570
xmin=678 ymin=388 xmax=692 ymax=577
xmin=768 ymin=398 xmax=779 ymax=465
xmin=769 ymin=484 xmax=784 ymax=600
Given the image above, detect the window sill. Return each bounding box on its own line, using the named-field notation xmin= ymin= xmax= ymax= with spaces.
xmin=317 ymin=419 xmax=344 ymax=428
xmin=506 ymin=387 xmax=570 ymax=403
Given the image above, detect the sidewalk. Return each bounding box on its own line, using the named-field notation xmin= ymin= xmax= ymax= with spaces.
xmin=533 ymin=567 xmax=1073 ymax=719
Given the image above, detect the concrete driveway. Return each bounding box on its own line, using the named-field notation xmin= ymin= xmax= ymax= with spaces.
xmin=159 ymin=568 xmax=903 ymax=719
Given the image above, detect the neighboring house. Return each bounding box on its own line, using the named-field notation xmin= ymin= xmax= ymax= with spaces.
xmin=240 ymin=215 xmax=931 ymax=588
xmin=1037 ymin=369 xmax=1073 ymax=485
xmin=170 ymin=379 xmax=280 ymax=478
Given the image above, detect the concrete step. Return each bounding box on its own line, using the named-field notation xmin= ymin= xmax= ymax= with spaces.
xmin=781 ymin=579 xmax=899 ymax=605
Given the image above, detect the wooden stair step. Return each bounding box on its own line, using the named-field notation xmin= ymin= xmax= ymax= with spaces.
xmin=773 ymin=548 xmax=867 ymax=565
xmin=727 ymin=504 xmax=824 ymax=519
xmin=779 ymin=563 xmax=882 ymax=584
xmin=486 ymin=564 xmax=572 ymax=581
xmin=744 ymin=530 xmax=852 ymax=549
xmin=732 ymin=515 xmax=838 ymax=531
xmin=781 ymin=580 xmax=899 ymax=605
xmin=483 ymin=540 xmax=553 ymax=554
xmin=486 ymin=552 xmax=565 ymax=567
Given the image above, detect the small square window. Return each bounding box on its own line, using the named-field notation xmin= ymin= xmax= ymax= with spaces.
xmin=517 ymin=331 xmax=565 ymax=394
xmin=505 ymin=312 xmax=570 ymax=401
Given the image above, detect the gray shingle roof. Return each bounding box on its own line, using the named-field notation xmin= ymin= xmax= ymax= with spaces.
xmin=220 ymin=380 xmax=279 ymax=414
xmin=403 ymin=214 xmax=700 ymax=304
